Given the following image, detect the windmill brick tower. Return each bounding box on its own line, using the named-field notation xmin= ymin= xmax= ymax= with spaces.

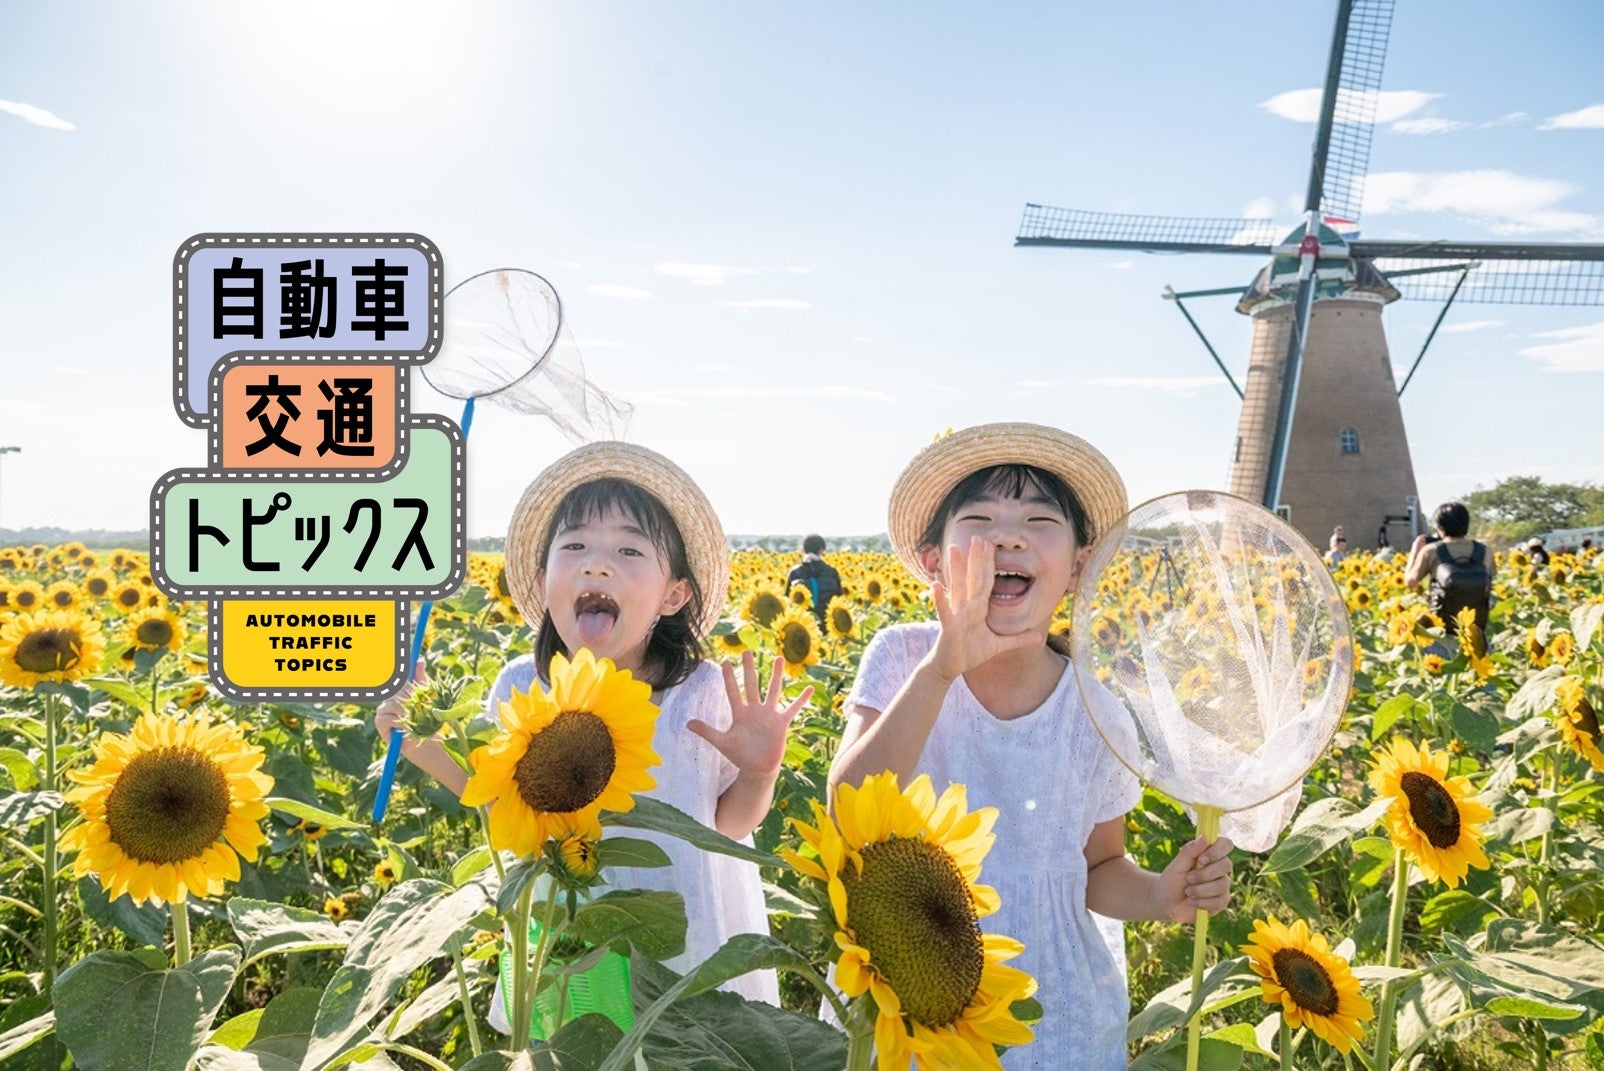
xmin=1015 ymin=0 xmax=1604 ymax=548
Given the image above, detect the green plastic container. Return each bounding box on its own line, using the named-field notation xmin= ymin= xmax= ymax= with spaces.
xmin=499 ymin=921 xmax=635 ymax=1039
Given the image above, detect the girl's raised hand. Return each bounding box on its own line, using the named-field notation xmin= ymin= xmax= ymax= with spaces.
xmin=688 ymin=651 xmax=814 ymax=777
xmin=928 ymin=536 xmax=1045 ymax=682
xmin=1158 ymin=835 xmax=1235 ymax=923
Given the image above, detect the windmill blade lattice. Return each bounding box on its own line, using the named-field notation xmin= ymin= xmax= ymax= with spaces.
xmin=1016 ymin=205 xmax=1276 ymax=254
xmin=1312 ymin=0 xmax=1395 ymax=223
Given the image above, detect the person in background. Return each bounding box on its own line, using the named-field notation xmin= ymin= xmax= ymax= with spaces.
xmin=786 ymin=533 xmax=843 ymax=626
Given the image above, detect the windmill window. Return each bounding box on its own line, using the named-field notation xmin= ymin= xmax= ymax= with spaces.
xmin=1340 ymin=427 xmax=1360 ymax=454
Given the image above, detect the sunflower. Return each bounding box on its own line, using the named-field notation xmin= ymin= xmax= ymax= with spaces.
xmin=0 ymin=608 xmax=106 ymax=688
xmin=324 ymin=897 xmax=349 ymax=921
xmin=461 ymin=648 xmax=660 ymax=853
xmin=1369 ymin=738 xmax=1493 ymax=888
xmin=863 ymin=574 xmax=886 ymax=602
xmin=1422 ymin=654 xmax=1446 ymax=676
xmin=8 ymin=580 xmax=44 ymax=613
xmin=373 ymin=859 xmax=398 ymax=884
xmin=711 ymin=630 xmax=748 ymax=659
xmin=1554 ymin=677 xmax=1604 ymax=772
xmin=1243 ymin=917 xmax=1373 ymax=1053
xmin=111 ymin=581 xmax=146 ymax=612
xmin=1453 ymin=607 xmax=1486 ymax=657
xmin=788 ymin=583 xmax=814 ymax=609
xmin=1548 ymin=631 xmax=1576 ymax=665
xmin=1090 ymin=615 xmax=1123 ymax=649
xmin=781 ymin=773 xmax=1036 ymax=1071
xmin=125 ymin=606 xmax=187 ymax=654
xmin=58 ymin=712 xmax=273 ymax=906
xmin=743 ymin=587 xmax=787 ymax=629
xmin=1525 ymin=629 xmax=1549 ymax=668
xmin=772 ymin=605 xmax=823 ymax=678
xmin=825 ymin=596 xmax=856 ymax=643
xmin=81 ymin=570 xmax=115 ymax=601
xmin=43 ymin=581 xmax=79 ymax=611
xmin=1348 ymin=588 xmax=1372 ymax=611
xmin=555 ymin=832 xmax=601 ymax=883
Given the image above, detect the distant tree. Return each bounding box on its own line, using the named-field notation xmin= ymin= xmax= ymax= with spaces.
xmin=1460 ymin=476 xmax=1604 ymax=542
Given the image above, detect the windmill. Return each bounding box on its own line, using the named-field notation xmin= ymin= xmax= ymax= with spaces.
xmin=1016 ymin=0 xmax=1604 ymax=548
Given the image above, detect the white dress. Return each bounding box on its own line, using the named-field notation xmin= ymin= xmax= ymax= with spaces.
xmin=484 ymin=656 xmax=779 ymax=1034
xmin=845 ymin=623 xmax=1142 ymax=1070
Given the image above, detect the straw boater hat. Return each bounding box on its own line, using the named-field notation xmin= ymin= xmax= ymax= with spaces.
xmin=887 ymin=423 xmax=1129 ymax=582
xmin=504 ymin=442 xmax=730 ymax=636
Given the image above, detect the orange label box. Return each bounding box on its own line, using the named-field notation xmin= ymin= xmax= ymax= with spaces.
xmin=217 ymin=364 xmax=398 ymax=469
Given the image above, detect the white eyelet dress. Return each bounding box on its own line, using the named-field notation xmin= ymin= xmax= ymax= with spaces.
xmin=844 ymin=623 xmax=1142 ymax=1070
xmin=484 ymin=656 xmax=779 ymax=1035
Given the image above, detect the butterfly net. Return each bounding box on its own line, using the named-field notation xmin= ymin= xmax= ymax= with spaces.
xmin=1070 ymin=491 xmax=1353 ymax=852
xmin=424 ymin=268 xmax=631 ymax=442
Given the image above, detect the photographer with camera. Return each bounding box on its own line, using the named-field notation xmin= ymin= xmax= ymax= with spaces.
xmin=1405 ymin=501 xmax=1492 ymax=638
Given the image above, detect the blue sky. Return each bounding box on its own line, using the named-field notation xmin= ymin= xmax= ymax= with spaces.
xmin=2 ymin=2 xmax=1601 ymax=539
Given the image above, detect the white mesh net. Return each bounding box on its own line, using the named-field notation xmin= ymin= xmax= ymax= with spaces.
xmin=1070 ymin=491 xmax=1354 ymax=852
xmin=425 ymin=269 xmax=632 ymax=441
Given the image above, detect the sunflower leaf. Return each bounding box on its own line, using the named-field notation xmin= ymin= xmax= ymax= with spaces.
xmin=53 ymin=946 xmax=241 ymax=1071
xmin=602 ymin=796 xmax=775 ymax=867
xmin=1370 ymin=694 xmax=1425 ymax=741
xmin=1127 ymin=957 xmax=1250 ymax=1041
xmin=0 ymin=1010 xmax=55 ymax=1062
xmin=228 ymin=898 xmax=353 ymax=968
xmin=569 ymin=890 xmax=687 ymax=960
xmin=0 ymin=790 xmax=61 ymax=829
xmin=265 ymin=797 xmax=364 ymax=832
xmin=81 ymin=676 xmax=152 ymax=714
xmin=77 ymin=874 xmax=169 ymax=946
xmin=0 ymin=747 xmax=40 ymax=791
xmin=1571 ymin=602 xmax=1604 ymax=652
xmin=1260 ymin=796 xmax=1392 ymax=875
xmin=594 ymin=939 xmax=842 ymax=1071
xmin=594 ymin=836 xmax=672 ymax=871
xmin=1484 ymin=995 xmax=1586 ymax=1020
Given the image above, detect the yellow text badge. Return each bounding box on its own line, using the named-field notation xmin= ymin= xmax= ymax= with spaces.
xmin=213 ymin=600 xmax=407 ymax=701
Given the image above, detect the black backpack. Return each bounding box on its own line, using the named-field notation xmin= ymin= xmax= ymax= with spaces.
xmin=1429 ymin=541 xmax=1492 ymax=633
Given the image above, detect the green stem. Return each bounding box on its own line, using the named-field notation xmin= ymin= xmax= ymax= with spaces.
xmin=452 ymin=944 xmax=483 ymax=1057
xmin=1280 ymin=1014 xmax=1293 ymax=1071
xmin=522 ymin=879 xmax=563 ymax=1041
xmin=1535 ymin=758 xmax=1556 ymax=924
xmin=1185 ymin=804 xmax=1224 ymax=1071
xmin=40 ymin=692 xmax=60 ymax=994
xmin=843 ymin=994 xmax=876 ymax=1071
xmin=378 ymin=1043 xmax=455 ymax=1071
xmin=1373 ymin=848 xmax=1409 ymax=1071
xmin=172 ymin=901 xmax=192 ymax=968
xmin=509 ymin=880 xmax=536 ymax=1051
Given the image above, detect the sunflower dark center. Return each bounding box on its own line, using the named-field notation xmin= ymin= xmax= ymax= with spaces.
xmin=749 ymin=593 xmax=785 ymax=628
xmin=50 ymin=591 xmax=73 ymax=607
xmin=1400 ymin=771 xmax=1461 ymax=848
xmin=781 ymin=623 xmax=812 ymax=664
xmin=87 ymin=577 xmax=110 ymax=597
xmin=1574 ymin=697 xmax=1600 ymax=740
xmin=14 ymin=629 xmax=80 ymax=674
xmin=104 ymin=747 xmax=230 ymax=864
xmin=512 ymin=710 xmax=617 ymax=814
xmin=831 ymin=607 xmax=852 ymax=633
xmin=136 ymin=620 xmax=175 ymax=648
xmin=1271 ymin=948 xmax=1339 ymax=1016
xmin=117 ymin=588 xmax=142 ymax=608
xmin=867 ymin=580 xmax=882 ymax=599
xmin=841 ymin=837 xmax=985 ymax=1027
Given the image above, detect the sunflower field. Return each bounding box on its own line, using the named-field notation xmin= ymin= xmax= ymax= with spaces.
xmin=3 ymin=538 xmax=1604 ymax=1069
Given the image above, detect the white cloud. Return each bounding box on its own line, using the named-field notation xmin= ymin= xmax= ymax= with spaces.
xmin=1390 ymin=117 xmax=1468 ymax=135
xmin=0 ymin=100 xmax=75 ymax=131
xmin=715 ymin=298 xmax=812 ymax=311
xmin=851 ymin=336 xmax=874 ymax=343
xmin=693 ymin=363 xmax=734 ymax=372
xmin=1442 ymin=319 xmax=1504 ymax=334
xmin=1259 ymin=89 xmax=1439 ymax=125
xmin=1241 ymin=196 xmax=1278 ymax=218
xmin=587 ymin=283 xmax=654 ymax=300
xmin=555 ymin=259 xmax=584 ymax=270
xmin=1108 ymin=260 xmax=1134 ymax=271
xmin=654 ymin=262 xmax=758 ymax=286
xmin=1482 ymin=111 xmax=1528 ymax=128
xmin=573 ymin=337 xmax=629 ymax=349
xmin=1084 ymin=376 xmax=1224 ymax=395
xmin=1014 ymin=379 xmax=1055 ymax=388
xmin=787 ymin=265 xmax=817 ymax=275
xmin=1520 ymin=322 xmax=1604 ymax=372
xmin=1540 ymin=104 xmax=1604 ymax=130
xmin=1363 ymin=169 xmax=1600 ymax=236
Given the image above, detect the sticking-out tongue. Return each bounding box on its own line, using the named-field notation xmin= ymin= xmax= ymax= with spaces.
xmin=576 ymin=610 xmax=617 ymax=645
xmin=992 ymin=574 xmax=1031 ymax=598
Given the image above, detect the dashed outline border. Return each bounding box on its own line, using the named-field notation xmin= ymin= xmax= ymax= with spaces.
xmin=149 ymin=413 xmax=466 ymax=599
xmin=173 ymin=233 xmax=442 ymax=429
xmin=207 ymin=599 xmax=411 ymax=702
xmin=206 ymin=352 xmax=410 ymax=472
